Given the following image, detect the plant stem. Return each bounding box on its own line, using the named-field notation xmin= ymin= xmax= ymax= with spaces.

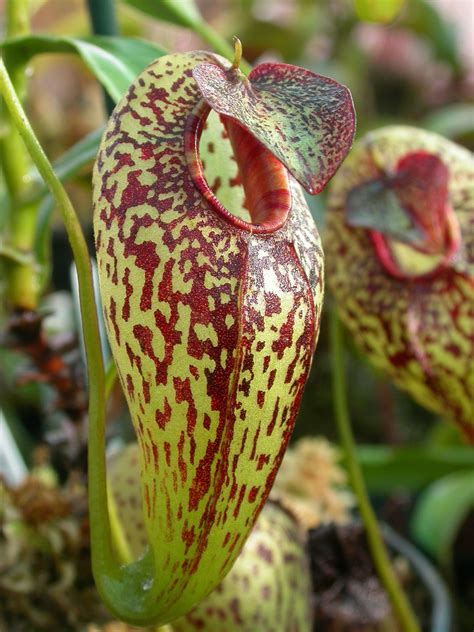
xmin=1 ymin=0 xmax=41 ymax=310
xmin=193 ymin=20 xmax=252 ymax=75
xmin=6 ymin=200 xmax=40 ymax=309
xmin=0 ymin=53 xmax=115 ymax=595
xmin=2 ymin=0 xmax=31 ymax=200
xmin=0 ymin=102 xmax=29 ymax=203
xmin=107 ymin=477 xmax=133 ymax=565
xmin=85 ymin=0 xmax=119 ymax=36
xmin=329 ymin=309 xmax=421 ymax=632
xmin=85 ymin=0 xmax=118 ymax=115
xmin=6 ymin=0 xmax=30 ymax=37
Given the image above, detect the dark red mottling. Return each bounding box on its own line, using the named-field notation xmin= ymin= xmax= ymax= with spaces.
xmin=325 ymin=127 xmax=474 ymax=441
xmin=93 ymin=51 xmax=326 ymax=620
xmin=193 ymin=60 xmax=355 ymax=195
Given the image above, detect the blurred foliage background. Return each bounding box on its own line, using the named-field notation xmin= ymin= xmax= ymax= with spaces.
xmin=1 ymin=0 xmax=473 ymax=629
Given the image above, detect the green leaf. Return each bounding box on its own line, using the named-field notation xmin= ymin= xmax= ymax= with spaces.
xmin=404 ymin=0 xmax=459 ymax=69
xmin=355 ymin=0 xmax=405 ymax=23
xmin=31 ymin=126 xmax=105 ymax=292
xmin=1 ymin=35 xmax=166 ymax=102
xmin=123 ymin=0 xmax=203 ymax=29
xmin=423 ymin=104 xmax=474 ymax=140
xmin=411 ymin=470 xmax=474 ymax=567
xmin=121 ymin=0 xmax=238 ymax=70
xmin=52 ymin=125 xmax=104 ymax=180
xmin=357 ymin=445 xmax=474 ymax=493
xmin=31 ymin=125 xmax=105 ymax=197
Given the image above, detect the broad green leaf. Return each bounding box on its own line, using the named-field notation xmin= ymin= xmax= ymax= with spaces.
xmin=357 ymin=445 xmax=474 ymax=493
xmin=411 ymin=470 xmax=474 ymax=567
xmin=355 ymin=0 xmax=405 ymax=23
xmin=122 ymin=0 xmax=203 ymax=29
xmin=1 ymin=35 xmax=166 ymax=102
xmin=0 ymin=192 xmax=8 ymax=232
xmin=405 ymin=0 xmax=459 ymax=69
xmin=51 ymin=125 xmax=105 ymax=181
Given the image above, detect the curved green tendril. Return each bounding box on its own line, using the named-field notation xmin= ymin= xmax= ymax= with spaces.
xmin=330 ymin=308 xmax=421 ymax=632
xmin=0 ymin=56 xmax=170 ymax=626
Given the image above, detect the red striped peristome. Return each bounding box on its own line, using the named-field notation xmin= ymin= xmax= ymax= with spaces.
xmin=366 ymin=151 xmax=462 ymax=281
xmin=325 ymin=126 xmax=474 ymax=442
xmin=93 ymin=50 xmax=353 ymax=624
xmin=185 ymin=99 xmax=292 ymax=232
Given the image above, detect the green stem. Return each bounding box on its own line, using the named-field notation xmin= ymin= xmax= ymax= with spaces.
xmin=6 ymin=0 xmax=30 ymax=37
xmin=5 ymin=200 xmax=39 ymax=308
xmin=193 ymin=20 xmax=252 ymax=75
xmin=0 ymin=103 xmax=30 ymax=202
xmin=85 ymin=0 xmax=118 ymax=114
xmin=85 ymin=0 xmax=119 ymax=36
xmin=0 ymin=51 xmax=114 ymax=603
xmin=329 ymin=309 xmax=421 ymax=632
xmin=1 ymin=0 xmax=40 ymax=310
xmin=2 ymin=0 xmax=31 ymax=199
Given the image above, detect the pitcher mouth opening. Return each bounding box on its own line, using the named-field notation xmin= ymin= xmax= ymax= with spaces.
xmin=185 ymin=101 xmax=292 ymax=234
xmin=370 ymin=210 xmax=461 ymax=281
xmin=345 ymin=149 xmax=462 ymax=282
